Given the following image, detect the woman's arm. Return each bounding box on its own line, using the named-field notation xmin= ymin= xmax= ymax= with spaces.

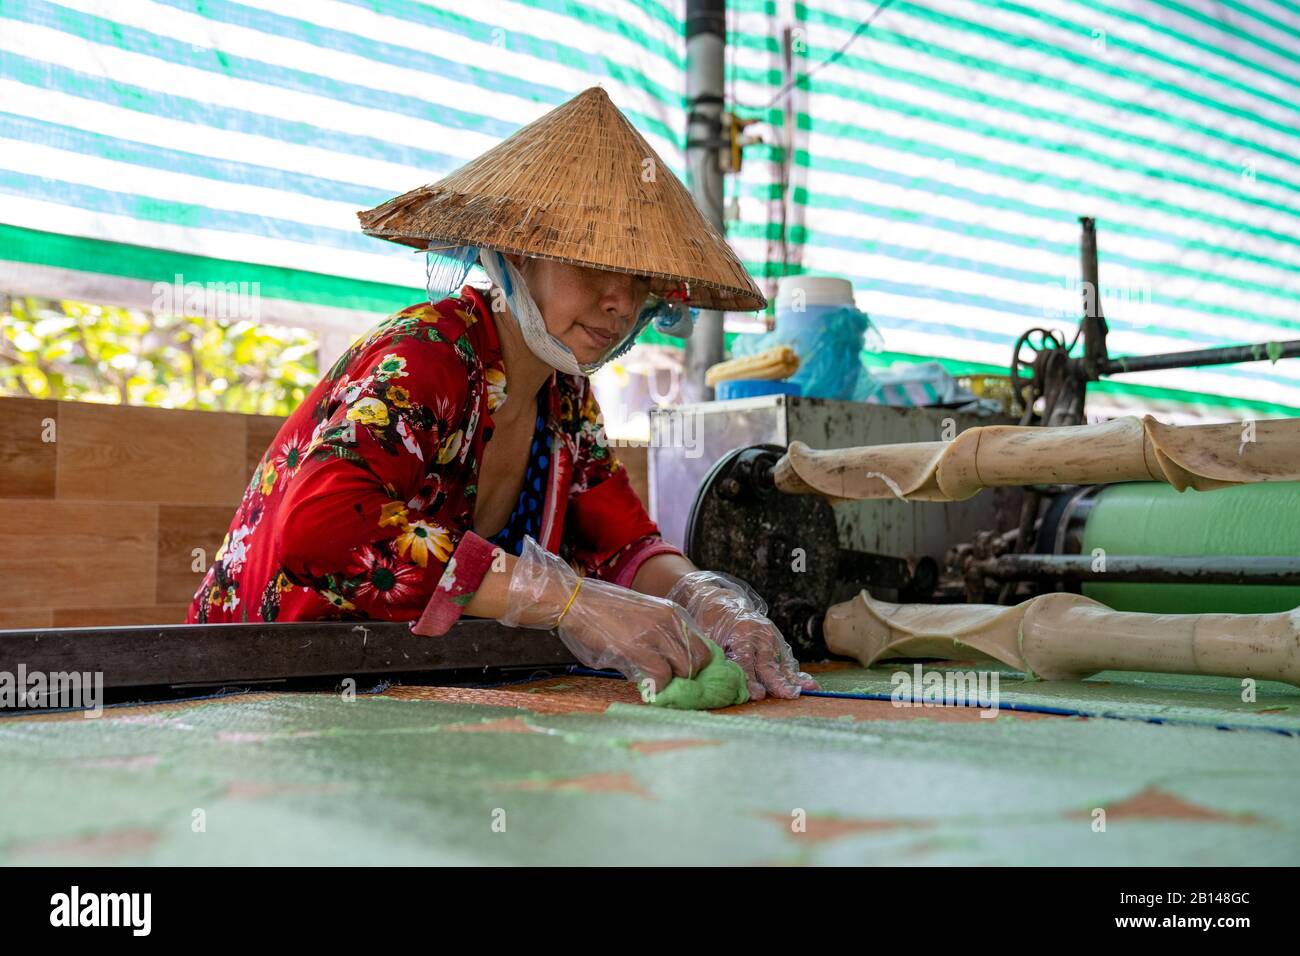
xmin=462 ymin=553 xmax=514 ymax=619
xmin=276 ymin=331 xmax=476 ymax=622
xmin=630 ymin=550 xmax=698 ymax=598
xmin=468 ymin=549 xmax=698 ymax=624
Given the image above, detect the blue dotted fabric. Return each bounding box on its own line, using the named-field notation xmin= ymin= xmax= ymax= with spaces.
xmin=486 ymin=391 xmax=549 ymax=557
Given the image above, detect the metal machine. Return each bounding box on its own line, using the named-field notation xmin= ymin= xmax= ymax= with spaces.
xmin=652 ymin=218 xmax=1300 ymax=660
xmin=650 ymin=398 xmax=1020 ymax=658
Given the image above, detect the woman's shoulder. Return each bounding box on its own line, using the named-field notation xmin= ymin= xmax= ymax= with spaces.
xmin=315 ymin=297 xmax=489 ymax=416
xmin=384 ymin=295 xmax=480 ymax=344
xmin=339 ymin=296 xmax=488 ymax=370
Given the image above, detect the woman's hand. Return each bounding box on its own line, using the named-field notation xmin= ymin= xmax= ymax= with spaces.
xmin=500 ymin=536 xmax=711 ymax=696
xmin=667 ymin=570 xmax=818 ymax=701
xmin=559 ymin=584 xmax=713 ymax=697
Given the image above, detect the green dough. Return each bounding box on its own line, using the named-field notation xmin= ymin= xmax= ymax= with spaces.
xmin=645 ymin=638 xmax=750 ymax=710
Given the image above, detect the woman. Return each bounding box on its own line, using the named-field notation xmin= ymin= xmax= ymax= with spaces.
xmin=188 ymin=87 xmax=815 ymax=703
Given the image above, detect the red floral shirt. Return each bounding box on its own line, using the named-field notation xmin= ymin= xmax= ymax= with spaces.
xmin=187 ymin=286 xmax=681 ymax=634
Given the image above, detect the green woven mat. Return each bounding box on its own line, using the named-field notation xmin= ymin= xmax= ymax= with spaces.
xmin=812 ymin=663 xmax=1300 ymax=732
xmin=2 ymin=689 xmax=1298 ymax=865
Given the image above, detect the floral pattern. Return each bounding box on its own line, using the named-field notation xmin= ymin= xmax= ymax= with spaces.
xmin=187 ymin=286 xmax=676 ymax=629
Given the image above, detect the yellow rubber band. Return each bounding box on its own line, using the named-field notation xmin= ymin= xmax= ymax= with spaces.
xmin=555 ymin=579 xmax=582 ymax=626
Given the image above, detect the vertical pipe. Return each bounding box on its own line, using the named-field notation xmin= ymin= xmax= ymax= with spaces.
xmin=683 ymin=0 xmax=726 ymax=403
xmin=776 ymin=25 xmax=794 ymax=292
xmin=1079 ymin=216 xmax=1109 ymax=380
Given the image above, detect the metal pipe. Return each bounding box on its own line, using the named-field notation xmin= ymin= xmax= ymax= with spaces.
xmin=973 ymin=553 xmax=1300 ymax=586
xmin=1079 ymin=216 xmax=1109 ymax=381
xmin=682 ymin=0 xmax=727 ymax=403
xmin=1101 ymin=340 xmax=1300 ymax=376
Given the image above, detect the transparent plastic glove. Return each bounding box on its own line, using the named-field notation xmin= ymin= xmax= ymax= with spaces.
xmin=501 ymin=536 xmax=713 ymax=699
xmin=667 ymin=570 xmax=819 ymax=701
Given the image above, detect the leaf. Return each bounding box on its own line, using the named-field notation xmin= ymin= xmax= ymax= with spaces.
xmin=3 ymin=293 xmax=321 ymax=415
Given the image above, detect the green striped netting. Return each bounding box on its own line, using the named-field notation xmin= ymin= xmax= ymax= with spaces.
xmin=1 ymin=0 xmax=1297 ymax=413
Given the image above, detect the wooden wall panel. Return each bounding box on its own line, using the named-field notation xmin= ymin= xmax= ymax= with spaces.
xmin=0 ymin=397 xmax=57 ymax=499
xmin=55 ymin=402 xmax=247 ymax=505
xmin=157 ymin=504 xmax=241 ymax=606
xmin=0 ymin=500 xmax=157 ymax=608
xmin=0 ymin=607 xmax=52 ymax=629
xmin=52 ymin=605 xmax=191 ymax=627
xmin=0 ymin=397 xmax=266 ymax=630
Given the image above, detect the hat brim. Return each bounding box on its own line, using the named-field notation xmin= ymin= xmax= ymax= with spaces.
xmin=364 ymin=223 xmax=765 ymax=313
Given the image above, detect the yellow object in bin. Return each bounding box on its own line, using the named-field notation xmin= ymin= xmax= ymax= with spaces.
xmin=705 ymin=345 xmax=801 ymax=388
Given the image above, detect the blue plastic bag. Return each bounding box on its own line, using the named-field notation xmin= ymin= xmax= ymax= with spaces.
xmin=732 ymin=302 xmax=879 ymax=400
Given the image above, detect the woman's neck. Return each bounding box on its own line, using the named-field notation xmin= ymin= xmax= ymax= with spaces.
xmin=487 ymin=285 xmax=554 ymax=419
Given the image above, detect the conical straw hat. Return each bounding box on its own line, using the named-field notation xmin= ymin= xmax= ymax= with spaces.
xmin=357 ymin=87 xmax=765 ymax=312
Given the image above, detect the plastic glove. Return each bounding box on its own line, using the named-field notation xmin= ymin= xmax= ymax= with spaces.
xmin=500 ymin=536 xmax=713 ymax=699
xmin=667 ymin=570 xmax=819 ymax=701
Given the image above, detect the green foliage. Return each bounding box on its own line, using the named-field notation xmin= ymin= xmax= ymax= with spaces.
xmin=0 ymin=294 xmax=320 ymax=415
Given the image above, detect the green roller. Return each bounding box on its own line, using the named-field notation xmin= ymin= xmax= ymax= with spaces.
xmin=1080 ymin=481 xmax=1300 ymax=613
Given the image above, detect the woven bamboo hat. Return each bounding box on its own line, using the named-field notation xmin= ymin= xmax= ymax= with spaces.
xmin=357 ymin=87 xmax=765 ymax=312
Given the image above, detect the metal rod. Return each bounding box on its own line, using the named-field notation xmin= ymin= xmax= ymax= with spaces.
xmin=973 ymin=553 xmax=1300 ymax=585
xmin=1079 ymin=216 xmax=1109 ymax=380
xmin=1101 ymin=340 xmax=1300 ymax=376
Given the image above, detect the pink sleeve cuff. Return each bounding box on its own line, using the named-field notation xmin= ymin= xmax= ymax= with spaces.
xmin=410 ymin=530 xmax=500 ymax=636
xmin=607 ymin=536 xmax=685 ymax=589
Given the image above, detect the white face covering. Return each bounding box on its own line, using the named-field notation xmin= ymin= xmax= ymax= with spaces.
xmin=478 ymin=250 xmax=587 ymax=377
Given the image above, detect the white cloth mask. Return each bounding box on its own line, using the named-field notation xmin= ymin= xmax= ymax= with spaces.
xmin=478 ymin=251 xmax=587 ymax=377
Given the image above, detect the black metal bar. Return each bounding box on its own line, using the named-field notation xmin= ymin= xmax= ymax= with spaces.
xmin=974 ymin=554 xmax=1300 ymax=585
xmin=1079 ymin=216 xmax=1109 ymax=381
xmin=0 ymin=619 xmax=574 ymax=693
xmin=1100 ymin=340 xmax=1300 ymax=376
xmin=685 ymin=0 xmax=725 ymax=39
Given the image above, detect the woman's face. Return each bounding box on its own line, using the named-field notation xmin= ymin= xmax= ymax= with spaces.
xmin=510 ymin=256 xmax=654 ymax=365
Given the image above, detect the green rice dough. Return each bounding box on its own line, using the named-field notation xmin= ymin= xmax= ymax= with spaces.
xmin=645 ymin=638 xmax=750 ymax=710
